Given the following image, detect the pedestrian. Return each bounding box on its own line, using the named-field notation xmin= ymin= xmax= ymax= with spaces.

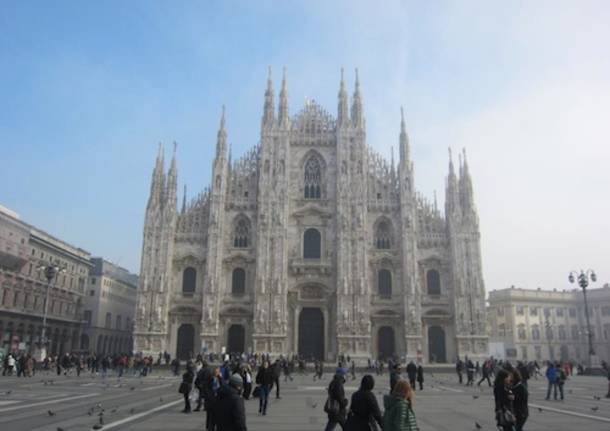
xmin=345 ymin=374 xmax=383 ymax=431
xmin=416 ymin=364 xmax=424 ymax=391
xmin=351 ymin=360 xmax=356 ymax=381
xmin=272 ymin=359 xmax=282 ymax=399
xmin=466 ymin=358 xmax=475 ymax=386
xmin=324 ymin=369 xmax=348 ymax=431
xmin=455 ymin=357 xmax=463 ymax=384
xmin=544 ymin=362 xmax=558 ymax=400
xmin=242 ymin=364 xmax=252 ymax=400
xmin=214 ymin=373 xmax=247 ymax=431
xmin=555 ymin=362 xmax=566 ymax=401
xmin=511 ymin=368 xmax=528 ymax=431
xmin=383 ymin=379 xmax=419 ymax=431
xmin=493 ymin=369 xmax=515 ymax=431
xmin=179 ymin=365 xmax=194 ymax=413
xmin=477 ymin=360 xmax=492 ymax=387
xmin=255 ymin=360 xmax=273 ymax=415
xmin=194 ymin=361 xmax=212 ymax=412
xmin=406 ymin=361 xmax=417 ymax=391
xmin=605 ymin=364 xmax=610 ymax=398
xmin=390 ymin=363 xmax=401 ymax=393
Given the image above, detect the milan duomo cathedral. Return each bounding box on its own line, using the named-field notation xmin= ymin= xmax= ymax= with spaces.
xmin=133 ymin=69 xmax=488 ymax=363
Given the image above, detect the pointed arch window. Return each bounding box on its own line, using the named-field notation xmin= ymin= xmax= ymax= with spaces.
xmin=303 ymin=155 xmax=322 ymax=199
xmin=233 ymin=217 xmax=250 ymax=248
xmin=375 ymin=221 xmax=391 ymax=249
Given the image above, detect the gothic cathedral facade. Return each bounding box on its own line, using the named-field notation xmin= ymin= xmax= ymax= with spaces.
xmin=133 ymin=69 xmax=488 ymax=363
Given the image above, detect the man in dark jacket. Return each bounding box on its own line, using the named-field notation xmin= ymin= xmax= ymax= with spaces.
xmin=214 ymin=373 xmax=247 ymax=431
xmin=194 ymin=361 xmax=213 ymax=412
xmin=346 ymin=375 xmax=383 ymax=431
xmin=389 ymin=363 xmax=401 ymax=392
xmin=255 ymin=361 xmax=274 ymax=415
xmin=272 ymin=359 xmax=282 ymax=399
xmin=406 ymin=360 xmax=417 ymax=391
xmin=324 ymin=371 xmax=348 ymax=431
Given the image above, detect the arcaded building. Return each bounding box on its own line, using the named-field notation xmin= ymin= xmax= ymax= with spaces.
xmin=133 ymin=70 xmax=488 ymax=362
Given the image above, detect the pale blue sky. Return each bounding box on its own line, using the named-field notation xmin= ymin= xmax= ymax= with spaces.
xmin=1 ymin=1 xmax=609 ymax=291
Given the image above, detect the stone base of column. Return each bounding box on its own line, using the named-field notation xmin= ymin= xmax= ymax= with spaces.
xmin=337 ymin=335 xmax=371 ymax=361
xmin=456 ymin=335 xmax=489 ymax=362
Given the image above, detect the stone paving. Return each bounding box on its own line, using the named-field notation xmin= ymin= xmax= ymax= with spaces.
xmin=0 ymin=369 xmax=609 ymax=430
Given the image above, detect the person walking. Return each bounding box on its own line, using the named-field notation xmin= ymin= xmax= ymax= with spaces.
xmin=494 ymin=369 xmax=515 ymax=431
xmin=345 ymin=374 xmax=383 ymax=431
xmin=477 ymin=360 xmax=492 ymax=387
xmin=242 ymin=364 xmax=253 ymax=400
xmin=406 ymin=361 xmax=417 ymax=391
xmin=383 ymin=379 xmax=419 ymax=431
xmin=194 ymin=361 xmax=212 ymax=412
xmin=544 ymin=362 xmax=558 ymax=400
xmin=214 ymin=373 xmax=247 ymax=431
xmin=416 ymin=364 xmax=424 ymax=391
xmin=555 ymin=362 xmax=566 ymax=401
xmin=511 ymin=369 xmax=528 ymax=431
xmin=179 ymin=365 xmax=195 ymax=413
xmin=324 ymin=370 xmax=348 ymax=431
xmin=255 ymin=360 xmax=273 ymax=415
xmin=390 ymin=363 xmax=401 ymax=393
xmin=455 ymin=357 xmax=464 ymax=384
xmin=272 ymin=359 xmax=282 ymax=399
xmin=466 ymin=358 xmax=475 ymax=386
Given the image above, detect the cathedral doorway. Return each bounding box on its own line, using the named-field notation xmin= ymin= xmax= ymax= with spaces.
xmin=176 ymin=324 xmax=195 ymax=360
xmin=227 ymin=324 xmax=245 ymax=354
xmin=378 ymin=326 xmax=395 ymax=360
xmin=298 ymin=308 xmax=324 ymax=360
xmin=428 ymin=326 xmax=446 ymax=363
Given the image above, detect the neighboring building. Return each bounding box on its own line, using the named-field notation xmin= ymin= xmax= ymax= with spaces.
xmin=0 ymin=206 xmax=92 ymax=356
xmin=83 ymin=258 xmax=138 ymax=355
xmin=134 ymin=69 xmax=488 ymax=362
xmin=488 ymin=285 xmax=610 ymax=364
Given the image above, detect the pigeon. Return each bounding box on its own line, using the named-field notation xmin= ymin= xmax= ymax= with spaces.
xmin=110 ymin=408 xmax=117 ymax=414
xmin=591 ymin=406 xmax=599 ymax=412
xmin=57 ymin=428 xmax=66 ymax=431
xmin=160 ymin=397 xmax=163 ymax=403
xmin=472 ymin=395 xmax=479 ymax=399
xmin=594 ymin=395 xmax=601 ymax=400
xmin=130 ymin=386 xmax=135 ymax=391
xmin=129 ymin=408 xmax=135 ymax=414
xmin=48 ymin=410 xmax=56 ymax=416
xmin=475 ymin=421 xmax=482 ymax=429
xmin=538 ymin=407 xmax=543 ymax=413
xmin=87 ymin=408 xmax=94 ymax=416
xmin=5 ymin=390 xmax=12 ymax=395
xmin=311 ymin=402 xmax=317 ymax=409
xmin=92 ymin=425 xmax=103 ymax=430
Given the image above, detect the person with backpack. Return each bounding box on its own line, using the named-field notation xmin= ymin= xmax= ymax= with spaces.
xmin=383 ymin=379 xmax=419 ymax=431
xmin=324 ymin=369 xmax=348 ymax=431
xmin=555 ymin=362 xmax=567 ymax=401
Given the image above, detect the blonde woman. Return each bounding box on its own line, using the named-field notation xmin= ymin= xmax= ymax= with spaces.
xmin=383 ymin=379 xmax=419 ymax=431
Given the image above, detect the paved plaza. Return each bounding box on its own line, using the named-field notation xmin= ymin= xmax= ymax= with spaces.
xmin=0 ymin=369 xmax=609 ymax=431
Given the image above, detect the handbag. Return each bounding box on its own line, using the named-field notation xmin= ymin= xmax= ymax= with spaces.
xmin=323 ymin=397 xmax=340 ymax=415
xmin=178 ymin=382 xmax=190 ymax=394
xmin=497 ymin=408 xmax=516 ymax=426
xmin=252 ymin=385 xmax=261 ymax=398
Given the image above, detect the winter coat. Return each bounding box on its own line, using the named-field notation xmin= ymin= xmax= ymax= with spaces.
xmin=255 ymin=367 xmax=274 ymax=387
xmin=416 ymin=366 xmax=424 ymax=383
xmin=406 ymin=363 xmax=417 ymax=380
xmin=214 ymin=384 xmax=247 ymax=431
xmin=512 ymin=382 xmax=529 ymax=420
xmin=383 ymin=395 xmax=418 ymax=431
xmin=346 ymin=389 xmax=383 ymax=431
xmin=327 ymin=375 xmax=348 ymax=421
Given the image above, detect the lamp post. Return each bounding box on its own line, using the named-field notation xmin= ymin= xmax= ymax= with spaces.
xmin=543 ymin=308 xmax=553 ymax=362
xmin=568 ymin=269 xmax=597 ymax=371
xmin=36 ymin=264 xmax=66 ymax=360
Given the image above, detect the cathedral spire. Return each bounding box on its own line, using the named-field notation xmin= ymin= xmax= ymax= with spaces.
xmin=216 ymin=105 xmax=227 ymax=157
xmin=165 ymin=141 xmax=178 ymax=209
xmin=351 ymin=68 xmax=363 ymax=127
xmin=399 ymin=106 xmax=410 ymax=163
xmin=262 ymin=66 xmax=275 ymax=127
xmin=460 ymin=148 xmax=475 ymax=212
xmin=446 ymin=147 xmax=460 ymax=217
xmin=181 ymin=184 xmax=187 ymax=214
xmin=337 ymin=67 xmax=349 ymax=127
xmin=147 ymin=143 xmax=165 ymax=209
xmin=278 ymin=66 xmax=289 ymax=126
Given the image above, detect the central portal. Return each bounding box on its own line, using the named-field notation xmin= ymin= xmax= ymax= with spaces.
xmin=298 ymin=308 xmax=324 ymax=360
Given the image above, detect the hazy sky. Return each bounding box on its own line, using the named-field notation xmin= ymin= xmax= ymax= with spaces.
xmin=1 ymin=1 xmax=608 ymax=293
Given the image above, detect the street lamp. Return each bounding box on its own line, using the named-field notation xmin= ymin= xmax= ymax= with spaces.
xmin=543 ymin=308 xmax=553 ymax=362
xmin=568 ymin=269 xmax=597 ymax=371
xmin=36 ymin=264 xmax=67 ymax=360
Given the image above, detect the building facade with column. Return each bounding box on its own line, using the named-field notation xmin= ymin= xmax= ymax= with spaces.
xmin=83 ymin=258 xmax=138 ymax=355
xmin=134 ymin=69 xmax=489 ymax=363
xmin=0 ymin=206 xmax=92 ymax=357
xmin=488 ymin=285 xmax=610 ymax=364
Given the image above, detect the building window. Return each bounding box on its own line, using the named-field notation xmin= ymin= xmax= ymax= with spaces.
xmin=571 ymin=325 xmax=579 ymax=339
xmin=426 ymin=269 xmax=441 ymax=295
xmin=546 ymin=327 xmax=554 ymax=340
xmin=233 ymin=217 xmax=250 ymax=248
xmin=126 ymin=317 xmax=131 ymax=331
xmin=532 ymin=325 xmax=540 ymax=340
xmin=604 ymin=324 xmax=610 ymax=340
xmin=84 ymin=310 xmax=92 ymax=326
xmin=374 ymin=220 xmax=391 ymax=249
xmin=530 ymin=307 xmax=538 ymax=316
xmin=498 ymin=324 xmax=506 ymax=337
xmin=517 ymin=325 xmax=526 ymax=340
xmin=556 ymin=308 xmax=564 ymax=317
xmin=558 ymin=325 xmax=566 ymax=340
xmin=378 ymin=269 xmax=392 ymax=298
xmin=303 ymin=154 xmax=322 ymax=199
xmin=116 ymin=315 xmax=122 ymax=330
xmin=182 ymin=267 xmax=197 ymax=295
xmin=231 ymin=268 xmax=246 ymax=296
xmin=569 ymin=308 xmax=576 ymax=318
xmin=520 ymin=346 xmax=528 ymax=360
xmin=90 ymin=290 xmax=95 ymax=296
xmin=303 ymin=228 xmax=321 ymax=259
xmin=91 ymin=277 xmax=96 ymax=285
xmin=516 ymin=305 xmax=525 ymax=316
xmin=105 ymin=312 xmax=112 ymax=328
xmin=534 ymin=345 xmax=542 ymax=360
xmin=602 ymin=306 xmax=610 ymax=316
xmin=497 ymin=307 xmax=504 ymax=317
